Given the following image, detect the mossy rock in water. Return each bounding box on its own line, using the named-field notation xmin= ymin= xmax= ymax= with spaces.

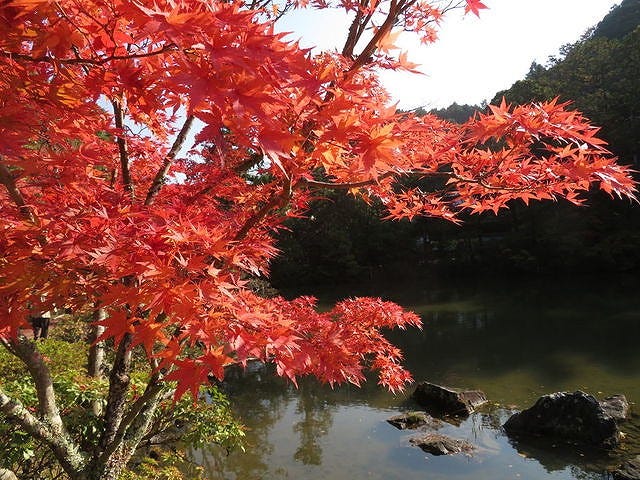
xmin=387 ymin=411 xmax=444 ymax=430
xmin=409 ymin=433 xmax=474 ymax=456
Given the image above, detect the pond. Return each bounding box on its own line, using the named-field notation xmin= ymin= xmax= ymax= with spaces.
xmin=197 ymin=274 xmax=640 ymax=480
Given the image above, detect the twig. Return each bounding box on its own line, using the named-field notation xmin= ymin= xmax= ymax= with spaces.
xmin=144 ymin=115 xmax=195 ymax=206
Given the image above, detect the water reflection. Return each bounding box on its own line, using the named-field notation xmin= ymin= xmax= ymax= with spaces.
xmin=293 ymin=381 xmax=334 ymax=465
xmin=200 ymin=363 xmax=290 ymax=480
xmin=202 ymin=275 xmax=640 ymax=480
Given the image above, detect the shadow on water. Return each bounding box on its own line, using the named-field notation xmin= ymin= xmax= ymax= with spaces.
xmin=200 ymin=274 xmax=640 ymax=480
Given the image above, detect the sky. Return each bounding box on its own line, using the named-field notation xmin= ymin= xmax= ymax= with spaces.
xmin=277 ymin=0 xmax=621 ymax=109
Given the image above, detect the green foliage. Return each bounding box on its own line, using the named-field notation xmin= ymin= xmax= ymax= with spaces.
xmin=593 ymin=0 xmax=640 ymax=40
xmin=120 ymin=451 xmax=203 ymax=480
xmin=0 ymin=338 xmax=244 ymax=480
xmin=428 ymin=102 xmax=481 ymax=123
xmin=271 ymin=191 xmax=417 ymax=286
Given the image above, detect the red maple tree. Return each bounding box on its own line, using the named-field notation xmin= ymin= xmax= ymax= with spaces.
xmin=0 ymin=0 xmax=635 ymax=478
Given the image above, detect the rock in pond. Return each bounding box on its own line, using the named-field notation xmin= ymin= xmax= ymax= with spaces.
xmin=503 ymin=391 xmax=627 ymax=448
xmin=614 ymin=456 xmax=640 ymax=480
xmin=412 ymin=382 xmax=488 ymax=416
xmin=601 ymin=394 xmax=630 ymax=422
xmin=387 ymin=411 xmax=444 ymax=430
xmin=0 ymin=470 xmax=18 ymax=480
xmin=410 ymin=433 xmax=474 ymax=456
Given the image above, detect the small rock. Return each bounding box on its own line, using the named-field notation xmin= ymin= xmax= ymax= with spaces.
xmin=613 ymin=456 xmax=640 ymax=480
xmin=503 ymin=391 xmax=623 ymax=448
xmin=409 ymin=433 xmax=474 ymax=456
xmin=387 ymin=411 xmax=444 ymax=430
xmin=601 ymin=394 xmax=630 ymax=422
xmin=413 ymin=382 xmax=487 ymax=416
xmin=0 ymin=469 xmax=18 ymax=480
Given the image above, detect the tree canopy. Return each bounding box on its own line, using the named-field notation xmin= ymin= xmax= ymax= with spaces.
xmin=0 ymin=0 xmax=636 ymax=478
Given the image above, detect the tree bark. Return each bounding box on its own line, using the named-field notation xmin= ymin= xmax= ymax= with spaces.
xmin=88 ymin=308 xmax=107 ymax=416
xmin=99 ymin=333 xmax=133 ymax=451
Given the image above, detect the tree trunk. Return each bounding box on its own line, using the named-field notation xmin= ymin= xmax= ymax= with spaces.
xmin=88 ymin=308 xmax=107 ymax=416
xmin=88 ymin=309 xmax=106 ymax=378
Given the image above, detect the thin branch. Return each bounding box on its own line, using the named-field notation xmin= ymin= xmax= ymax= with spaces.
xmin=300 ymin=170 xmax=454 ymax=190
xmin=111 ymin=98 xmax=134 ymax=199
xmin=301 ymin=171 xmax=398 ymax=190
xmin=0 ymin=158 xmax=38 ymax=224
xmin=342 ymin=8 xmax=366 ymax=58
xmin=0 ymin=387 xmax=86 ymax=477
xmin=119 ymin=384 xmax=165 ymax=465
xmin=350 ymin=2 xmax=402 ymax=71
xmin=0 ymin=43 xmax=179 ymax=67
xmin=451 ymin=173 xmax=539 ymax=192
xmin=233 ymin=184 xmax=291 ymax=242
xmin=144 ymin=114 xmax=195 ymax=206
xmin=88 ymin=308 xmax=106 ymax=416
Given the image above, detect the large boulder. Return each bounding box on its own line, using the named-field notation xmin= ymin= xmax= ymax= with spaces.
xmin=614 ymin=456 xmax=640 ymax=480
xmin=387 ymin=411 xmax=444 ymax=430
xmin=409 ymin=433 xmax=474 ymax=456
xmin=412 ymin=382 xmax=487 ymax=416
xmin=503 ymin=391 xmax=627 ymax=448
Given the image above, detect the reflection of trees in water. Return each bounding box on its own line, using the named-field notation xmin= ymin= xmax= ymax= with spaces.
xmin=293 ymin=379 xmax=335 ymax=465
xmin=200 ymin=362 xmax=290 ymax=480
xmin=383 ymin=276 xmax=640 ymax=401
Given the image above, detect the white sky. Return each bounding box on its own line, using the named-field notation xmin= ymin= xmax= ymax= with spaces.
xmin=277 ymin=0 xmax=621 ymax=109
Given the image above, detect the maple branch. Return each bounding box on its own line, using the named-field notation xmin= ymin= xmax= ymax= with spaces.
xmin=144 ymin=115 xmax=195 ymax=206
xmin=301 ymin=171 xmax=398 ymax=190
xmin=0 ymin=387 xmax=86 ymax=477
xmin=111 ymin=98 xmax=134 ymax=199
xmin=300 ymin=170 xmax=453 ymax=190
xmin=99 ymin=333 xmax=133 ymax=452
xmin=0 ymin=43 xmax=179 ymax=67
xmin=185 ymin=155 xmax=260 ymax=207
xmin=0 ymin=158 xmax=38 ymax=224
xmin=88 ymin=308 xmax=106 ymax=379
xmin=98 ymin=371 xmax=165 ymax=467
xmin=87 ymin=307 xmax=107 ymax=417
xmin=118 ymin=384 xmax=165 ymax=463
xmin=3 ymin=338 xmax=86 ymax=476
xmin=10 ymin=338 xmax=66 ymax=428
xmin=234 ymin=184 xmax=291 ymax=242
xmin=452 ymin=173 xmax=540 ymax=192
xmin=350 ymin=0 xmax=404 ymax=71
xmin=343 ymin=7 xmax=370 ymax=58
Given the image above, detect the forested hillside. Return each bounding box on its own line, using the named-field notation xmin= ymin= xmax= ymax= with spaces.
xmin=271 ymin=1 xmax=640 ymax=286
xmin=493 ymin=0 xmax=640 ymax=164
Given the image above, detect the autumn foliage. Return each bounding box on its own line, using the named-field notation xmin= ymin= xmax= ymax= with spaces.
xmin=0 ymin=0 xmax=636 ymax=402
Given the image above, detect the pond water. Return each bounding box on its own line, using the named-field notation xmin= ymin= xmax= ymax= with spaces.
xmin=199 ymin=274 xmax=640 ymax=480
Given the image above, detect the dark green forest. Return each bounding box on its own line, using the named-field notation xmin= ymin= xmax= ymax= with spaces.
xmin=270 ymin=0 xmax=640 ymax=287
